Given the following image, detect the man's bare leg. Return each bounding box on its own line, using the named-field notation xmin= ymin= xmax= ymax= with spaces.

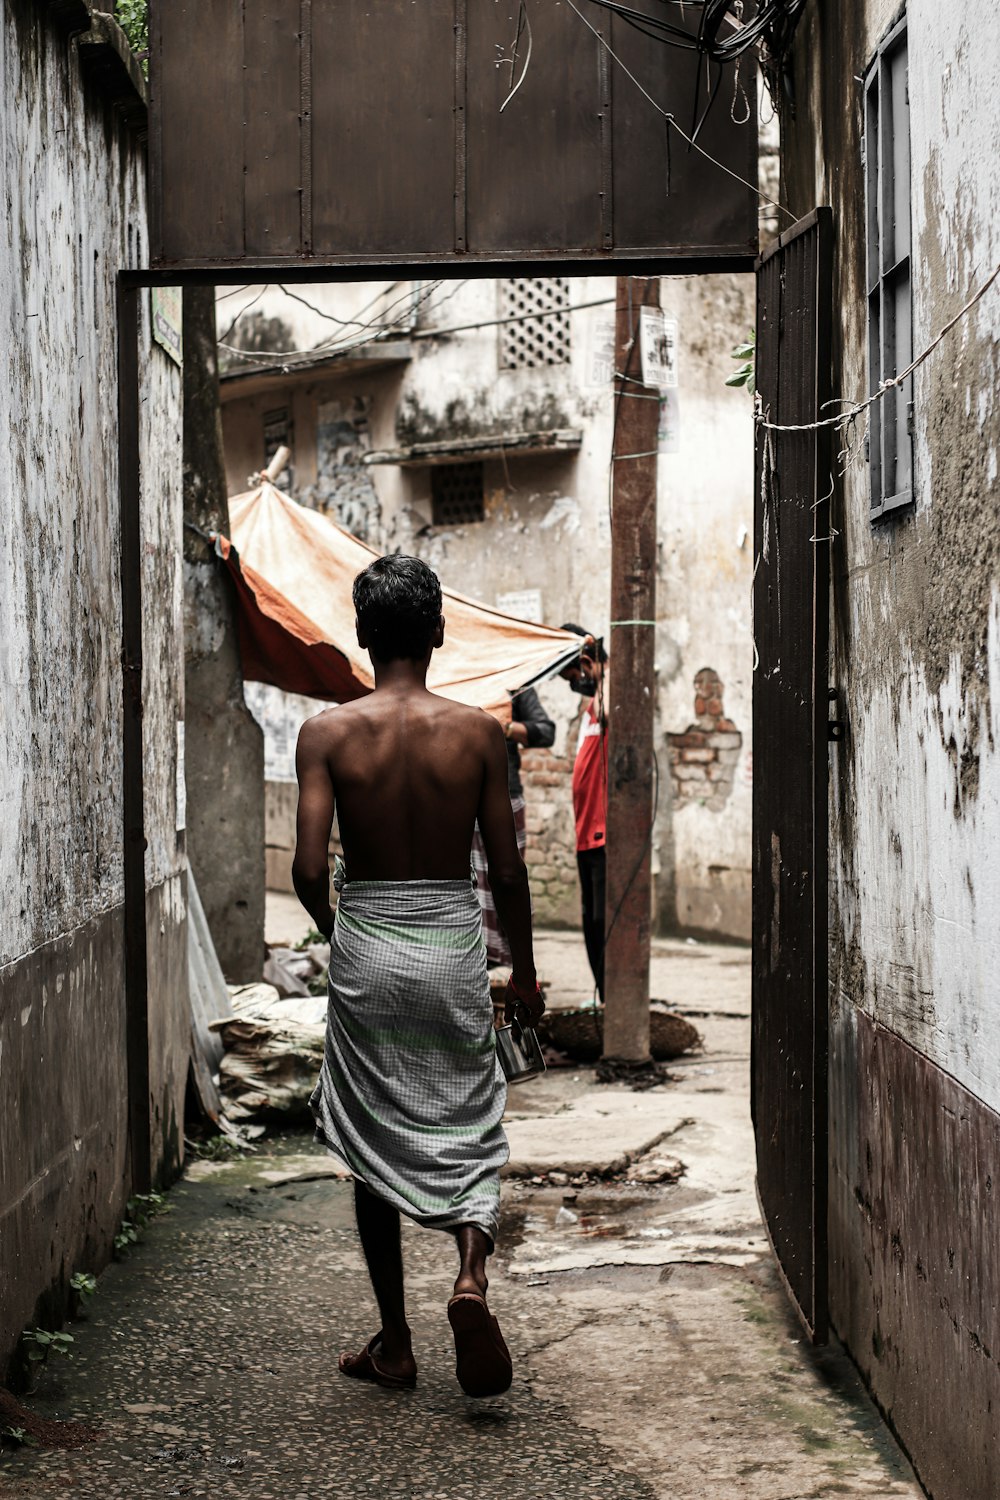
xmin=453 ymin=1224 xmax=491 ymax=1298
xmin=347 ymin=1181 xmax=417 ymax=1380
xmin=448 ymin=1223 xmax=512 ymax=1396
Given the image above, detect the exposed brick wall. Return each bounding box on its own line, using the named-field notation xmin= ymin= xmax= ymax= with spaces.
xmin=667 ymin=668 xmax=743 ymax=813
xmin=520 ymin=749 xmax=580 ymax=927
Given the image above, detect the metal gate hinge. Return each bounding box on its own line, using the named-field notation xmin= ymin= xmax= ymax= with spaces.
xmin=828 ymin=686 xmax=846 ymax=742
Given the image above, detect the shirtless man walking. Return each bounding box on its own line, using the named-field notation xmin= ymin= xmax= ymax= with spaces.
xmin=293 ymin=554 xmax=544 ymax=1398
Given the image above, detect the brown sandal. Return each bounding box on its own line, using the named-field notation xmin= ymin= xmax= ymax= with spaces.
xmin=338 ymin=1333 xmax=417 ymax=1391
xmin=447 ymin=1294 xmax=513 ymax=1398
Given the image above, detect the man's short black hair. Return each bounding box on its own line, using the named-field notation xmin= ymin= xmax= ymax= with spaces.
xmin=353 ymin=554 xmax=443 ymax=662
xmin=560 ymin=622 xmax=608 ymax=663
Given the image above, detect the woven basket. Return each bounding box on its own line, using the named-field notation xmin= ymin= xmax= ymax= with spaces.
xmin=537 ymin=1005 xmax=700 ymax=1062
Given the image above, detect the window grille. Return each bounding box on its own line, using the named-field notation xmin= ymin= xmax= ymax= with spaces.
xmin=499 ymin=278 xmax=571 ymax=369
xmin=431 ymin=463 xmax=484 ymax=526
xmin=865 ymin=16 xmax=913 ymax=519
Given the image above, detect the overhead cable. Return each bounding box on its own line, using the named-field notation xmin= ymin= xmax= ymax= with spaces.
xmin=565 ymin=0 xmax=794 ymax=220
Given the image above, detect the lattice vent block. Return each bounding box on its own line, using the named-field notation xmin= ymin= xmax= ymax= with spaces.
xmin=431 ymin=462 xmax=485 ymax=526
xmin=500 ymin=278 xmax=572 ymax=369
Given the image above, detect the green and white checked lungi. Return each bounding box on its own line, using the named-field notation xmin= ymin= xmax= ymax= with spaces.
xmin=310 ymin=868 xmax=509 ymax=1244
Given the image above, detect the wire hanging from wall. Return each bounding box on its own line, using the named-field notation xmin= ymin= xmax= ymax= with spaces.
xmin=574 ymin=0 xmax=809 ymax=110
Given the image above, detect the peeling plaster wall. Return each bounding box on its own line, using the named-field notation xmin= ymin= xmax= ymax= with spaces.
xmin=788 ymin=0 xmax=1000 ymax=1123
xmin=0 ymin=5 xmax=184 ymax=1372
xmin=784 ymin=3 xmax=1000 ymax=1492
xmin=219 ymin=276 xmax=755 ymax=939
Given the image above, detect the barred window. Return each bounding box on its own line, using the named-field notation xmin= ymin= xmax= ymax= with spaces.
xmin=262 ymin=406 xmax=293 ymax=487
xmin=499 ymin=278 xmax=571 ymax=369
xmin=431 ymin=463 xmax=484 ymax=526
xmin=865 ymin=16 xmax=912 ymax=519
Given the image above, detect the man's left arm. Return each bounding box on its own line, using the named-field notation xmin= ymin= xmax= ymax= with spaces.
xmin=505 ymin=688 xmax=556 ymax=750
xmin=292 ymin=716 xmax=337 ymax=940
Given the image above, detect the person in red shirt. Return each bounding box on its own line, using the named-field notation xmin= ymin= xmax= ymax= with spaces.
xmin=559 ymin=626 xmax=608 ymax=1002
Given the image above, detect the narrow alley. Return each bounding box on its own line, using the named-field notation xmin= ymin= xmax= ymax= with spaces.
xmin=1 ymin=925 xmax=919 ymax=1500
xmin=6 ymin=4 xmax=1000 ymax=1497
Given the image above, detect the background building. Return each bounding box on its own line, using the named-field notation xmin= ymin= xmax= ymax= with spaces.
xmin=219 ymin=274 xmax=757 ymax=940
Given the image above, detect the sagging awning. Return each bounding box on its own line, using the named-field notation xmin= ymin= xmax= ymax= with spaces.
xmin=218 ymin=479 xmax=582 ymax=717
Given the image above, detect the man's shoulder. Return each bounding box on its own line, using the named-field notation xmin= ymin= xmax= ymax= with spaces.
xmin=296 ymin=703 xmax=356 ymax=754
xmin=432 ymin=696 xmax=503 ymax=746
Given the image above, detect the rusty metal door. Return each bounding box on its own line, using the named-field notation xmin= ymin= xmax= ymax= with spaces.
xmin=752 ymin=208 xmax=833 ymax=1343
xmin=147 ymin=0 xmax=758 ymax=271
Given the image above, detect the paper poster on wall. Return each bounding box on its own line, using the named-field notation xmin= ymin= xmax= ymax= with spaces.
xmin=587 ymin=314 xmax=616 ymax=389
xmin=657 ymin=390 xmax=681 ymax=453
xmin=152 ymin=287 xmax=183 ymax=366
xmin=496 ymin=589 xmax=543 ymax=623
xmin=640 ymin=308 xmax=678 ymax=388
xmin=175 ymin=721 xmax=186 ymax=831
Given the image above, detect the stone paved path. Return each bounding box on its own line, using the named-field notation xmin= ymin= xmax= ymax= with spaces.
xmin=0 ymin=926 xmax=925 ymax=1499
xmin=0 ymin=1153 xmax=659 ymax=1500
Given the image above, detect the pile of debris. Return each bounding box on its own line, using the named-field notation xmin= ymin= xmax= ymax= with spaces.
xmin=509 ymin=1153 xmax=685 ymax=1192
xmin=207 ymin=942 xmax=333 ymax=1125
xmin=188 ymin=874 xmax=332 ymax=1135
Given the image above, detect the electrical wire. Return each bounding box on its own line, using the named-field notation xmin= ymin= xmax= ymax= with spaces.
xmin=217 ymin=278 xmax=465 ymax=364
xmin=218 ymin=279 xmax=445 ymax=361
xmin=217 ymin=285 xmax=269 ymax=345
xmin=565 ymin=0 xmax=794 ymax=221
xmin=411 ymin=293 xmax=616 ymax=340
xmin=755 ymin=256 xmax=1000 ymax=436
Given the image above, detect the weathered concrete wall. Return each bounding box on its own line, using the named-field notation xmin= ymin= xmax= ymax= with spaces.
xmin=0 ymin=3 xmax=184 ymax=1372
xmin=784 ymin=3 xmax=1000 ymax=1493
xmin=220 ymin=275 xmax=755 ymax=939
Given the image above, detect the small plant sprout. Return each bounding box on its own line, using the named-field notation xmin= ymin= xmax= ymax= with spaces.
xmin=726 ymin=329 xmax=756 ymax=395
xmin=70 ymin=1271 xmax=97 ymax=1307
xmin=114 ymin=1220 xmax=139 ymax=1256
xmin=21 ymin=1328 xmax=74 ymax=1363
xmin=1 ymin=1425 xmax=37 ymax=1449
xmin=114 ymin=1189 xmax=171 ymax=1256
xmin=294 ymin=927 xmax=327 ymax=950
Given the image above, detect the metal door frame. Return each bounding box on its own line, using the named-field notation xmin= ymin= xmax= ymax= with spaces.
xmin=751 ymin=207 xmax=833 ymax=1343
xmin=116 ymin=253 xmax=700 ymax=1194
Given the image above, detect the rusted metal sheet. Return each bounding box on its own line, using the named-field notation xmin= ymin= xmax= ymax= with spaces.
xmin=148 ymin=0 xmax=757 ymax=270
xmin=830 ymin=1006 xmax=1000 ymax=1500
xmin=752 ymin=208 xmax=832 ymax=1342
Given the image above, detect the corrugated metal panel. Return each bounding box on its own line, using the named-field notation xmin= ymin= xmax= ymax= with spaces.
xmin=752 ymin=208 xmax=833 ymax=1344
xmin=148 ymin=0 xmax=758 ymax=270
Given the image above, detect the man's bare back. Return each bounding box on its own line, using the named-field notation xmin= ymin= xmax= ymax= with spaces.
xmin=292 ymin=553 xmax=540 ymax=1009
xmin=297 ymin=684 xmax=502 ymax=882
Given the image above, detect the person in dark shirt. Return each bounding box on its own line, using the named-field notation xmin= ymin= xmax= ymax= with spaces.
xmin=471 ymin=686 xmax=555 ymax=965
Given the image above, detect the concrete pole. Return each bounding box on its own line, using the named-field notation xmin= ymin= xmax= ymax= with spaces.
xmin=183 ymin=286 xmax=266 ymax=982
xmin=601 ymin=275 xmax=660 ymax=1064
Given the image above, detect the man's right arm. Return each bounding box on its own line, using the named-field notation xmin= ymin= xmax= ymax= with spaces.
xmin=476 ymin=717 xmax=543 ymax=1021
xmin=292 ymin=716 xmax=337 ymax=940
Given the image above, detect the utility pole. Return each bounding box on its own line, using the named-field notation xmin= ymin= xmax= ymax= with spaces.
xmin=602 ymin=275 xmax=660 ymax=1066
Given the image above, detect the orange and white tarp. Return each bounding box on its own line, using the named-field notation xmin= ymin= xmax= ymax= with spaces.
xmin=217 ymin=480 xmax=582 ymax=718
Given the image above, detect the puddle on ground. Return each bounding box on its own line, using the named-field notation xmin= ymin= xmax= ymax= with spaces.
xmin=501 ymin=1185 xmax=699 ymax=1256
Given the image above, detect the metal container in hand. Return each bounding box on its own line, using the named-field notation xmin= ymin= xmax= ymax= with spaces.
xmin=495 ymin=1017 xmax=546 ymax=1084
